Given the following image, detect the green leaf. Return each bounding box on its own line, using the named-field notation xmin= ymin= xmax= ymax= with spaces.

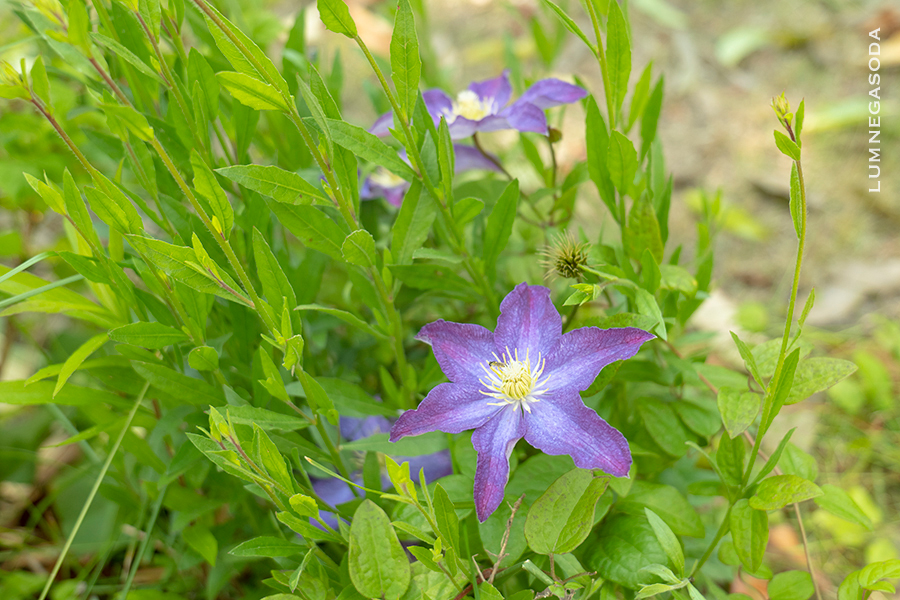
xmin=750 ymin=474 xmax=822 ymax=511
xmin=268 ymin=202 xmax=346 ymax=261
xmin=730 ymin=499 xmax=768 ymax=572
xmin=588 ymin=514 xmax=667 ymax=590
xmin=631 ymin=287 xmax=667 ymax=341
xmin=84 ymin=186 xmax=143 ymax=235
xmin=67 ymin=0 xmax=91 ymax=53
xmin=188 ymin=48 xmax=220 ymax=118
xmin=717 ymin=387 xmax=761 ymax=439
xmin=640 ymin=77 xmax=664 ymax=158
xmin=133 ymin=362 xmax=225 ymax=406
xmin=228 ymin=405 xmax=310 ymax=432
xmin=92 ymin=33 xmax=163 ymax=84
xmin=769 ymin=571 xmax=814 ymax=600
xmin=433 ymin=484 xmax=460 ymax=550
xmin=349 ymin=500 xmax=411 ymax=600
xmin=542 ymin=0 xmax=596 ymax=53
xmin=607 ymin=0 xmax=632 ymax=114
xmin=325 ymin=119 xmax=417 ymax=180
xmin=391 ymin=180 xmax=435 ymax=265
xmin=482 ymin=179 xmax=519 ymax=276
xmin=126 ymin=235 xmax=246 ymax=304
xmin=627 ymin=62 xmax=652 ymax=132
xmin=102 ymin=103 xmax=155 ymax=142
xmin=389 ymin=264 xmax=473 ymax=295
xmin=191 ymin=150 xmax=234 ymax=234
xmin=109 ymin=322 xmax=187 ymax=349
xmin=785 ymin=358 xmax=857 ymax=405
xmin=586 ymin=97 xmax=617 ymax=217
xmin=317 ymin=0 xmax=358 ymax=37
xmin=798 ymin=288 xmax=815 ymax=330
xmin=296 ymin=76 xmax=333 ymax=156
xmin=342 ymin=229 xmax=376 ymax=268
xmin=30 ymin=55 xmax=50 ymax=103
xmin=201 ymin=2 xmax=290 ymax=98
xmin=760 ymin=348 xmax=800 ymax=435
xmin=289 ymin=493 xmax=319 ymax=519
xmin=626 ymin=195 xmax=663 ymax=263
xmin=716 ymin=432 xmax=745 ymax=486
xmin=217 ymin=164 xmax=329 ymax=206
xmin=774 ymin=130 xmax=800 ymax=161
xmin=54 ymin=333 xmax=108 ymax=398
xmin=62 ymin=169 xmax=100 ymax=247
xmin=252 ymin=423 xmax=294 ymax=493
xmin=390 ymin=0 xmax=420 ymax=118
xmin=789 ymin=163 xmax=802 ymax=239
xmin=525 ymin=469 xmax=608 ymax=555
xmin=230 ymin=536 xmax=305 ymax=557
xmin=294 ymin=304 xmax=386 ymax=340
xmin=814 ymin=484 xmax=872 ymax=530
xmin=24 ymin=173 xmax=64 ymax=215
xmin=617 ymin=481 xmax=703 ymax=537
xmin=251 ymin=228 xmax=297 ymax=316
xmin=139 ymin=0 xmax=161 ymax=40
xmin=638 ymin=397 xmax=689 ymax=457
xmin=608 ymin=131 xmax=638 ymax=193
xmin=277 ymin=511 xmax=341 ymax=543
xmin=189 ymin=346 xmax=219 ymax=371
xmin=183 ymin=523 xmax=218 ymax=566
xmin=453 ymin=196 xmax=484 ymax=226
xmin=730 ymin=331 xmax=764 ymax=388
xmin=644 ymin=508 xmax=684 ymax=576
xmin=217 ymin=71 xmax=291 ymax=111
xmin=0 ymin=380 xmax=129 ymax=408
xmin=795 ymin=100 xmax=805 ymax=142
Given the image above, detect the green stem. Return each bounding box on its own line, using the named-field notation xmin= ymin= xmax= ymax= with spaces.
xmin=743 ymin=143 xmax=806 ymax=485
xmin=691 ymin=503 xmax=732 ymax=576
xmin=118 ymin=482 xmax=168 ymax=600
xmin=584 ymin=0 xmax=616 ymax=129
xmin=37 ymin=382 xmax=149 ymax=600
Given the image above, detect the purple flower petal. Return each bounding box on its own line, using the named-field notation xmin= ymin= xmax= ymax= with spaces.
xmin=384 ymin=185 xmax=407 ymax=207
xmin=404 ymin=449 xmax=454 ymax=483
xmin=390 ymin=383 xmax=500 ymax=441
xmin=467 ymin=70 xmax=512 ymax=112
xmin=423 ymin=88 xmax=455 ymax=117
xmin=545 ymin=327 xmax=655 ymax=394
xmin=502 ymin=101 xmax=549 ymax=135
xmin=340 ymin=415 xmax=393 ymax=441
xmin=473 ymin=113 xmax=513 ymax=134
xmin=524 ymin=390 xmax=631 ymax=477
xmin=518 ymin=78 xmax=588 ymax=109
xmin=416 ymin=319 xmax=495 ymax=385
xmin=453 ymin=145 xmax=503 ymax=173
xmin=370 ymin=111 xmax=394 ymax=137
xmin=447 ymin=116 xmax=481 ymax=139
xmin=493 ymin=283 xmax=562 ymax=362
xmin=472 ymin=404 xmax=526 ymax=521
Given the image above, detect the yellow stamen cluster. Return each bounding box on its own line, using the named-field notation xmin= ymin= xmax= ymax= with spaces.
xmin=452 ymin=90 xmax=493 ymax=122
xmin=369 ymin=168 xmax=406 ymax=189
xmin=479 ymin=347 xmax=551 ymax=413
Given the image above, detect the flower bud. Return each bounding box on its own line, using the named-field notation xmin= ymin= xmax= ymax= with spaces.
xmin=1 ymin=61 xmax=23 ymax=88
xmin=539 ymin=232 xmax=591 ymax=281
xmin=771 ymin=93 xmax=792 ymax=127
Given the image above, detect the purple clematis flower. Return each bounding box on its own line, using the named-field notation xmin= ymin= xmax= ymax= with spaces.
xmin=361 ymin=144 xmax=503 ymax=206
xmin=311 ymin=415 xmax=453 ymax=529
xmin=389 ymin=283 xmax=655 ymax=521
xmin=370 ymin=70 xmax=587 ymax=140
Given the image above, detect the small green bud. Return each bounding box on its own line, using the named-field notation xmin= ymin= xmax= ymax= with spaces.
xmin=771 ymin=92 xmax=792 ymax=126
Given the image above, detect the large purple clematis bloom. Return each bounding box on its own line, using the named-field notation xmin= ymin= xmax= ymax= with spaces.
xmin=370 ymin=70 xmax=587 ymax=140
xmin=390 ymin=283 xmax=655 ymax=521
xmin=361 ymin=144 xmax=502 ymax=206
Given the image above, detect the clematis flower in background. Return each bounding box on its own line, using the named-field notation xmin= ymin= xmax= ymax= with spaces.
xmin=310 ymin=415 xmax=453 ymax=529
xmin=370 ymin=70 xmax=587 ymax=140
xmin=389 ymin=283 xmax=654 ymax=521
xmin=361 ymin=144 xmax=503 ymax=206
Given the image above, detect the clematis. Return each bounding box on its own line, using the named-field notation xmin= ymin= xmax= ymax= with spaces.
xmin=361 ymin=144 xmax=502 ymax=206
xmin=370 ymin=70 xmax=587 ymax=140
xmin=389 ymin=283 xmax=654 ymax=521
xmin=310 ymin=415 xmax=453 ymax=529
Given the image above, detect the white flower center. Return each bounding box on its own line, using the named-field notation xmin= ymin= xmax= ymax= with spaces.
xmin=369 ymin=168 xmax=406 ymax=188
xmin=479 ymin=347 xmax=551 ymax=413
xmin=450 ymin=90 xmax=493 ymax=122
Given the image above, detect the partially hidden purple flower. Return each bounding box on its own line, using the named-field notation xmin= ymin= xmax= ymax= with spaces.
xmin=361 ymin=144 xmax=503 ymax=207
xmin=370 ymin=70 xmax=587 ymax=140
xmin=311 ymin=415 xmax=453 ymax=529
xmin=389 ymin=283 xmax=655 ymax=522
